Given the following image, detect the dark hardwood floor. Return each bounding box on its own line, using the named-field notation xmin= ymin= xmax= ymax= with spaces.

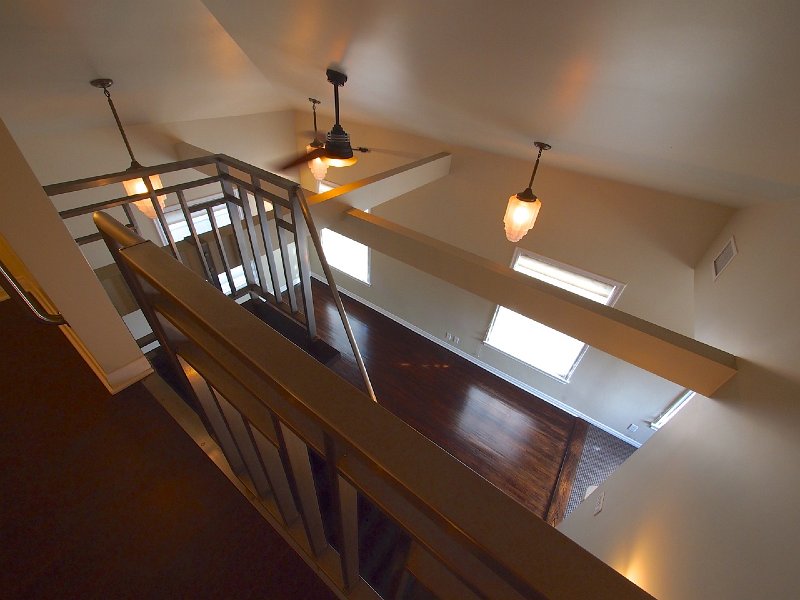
xmin=0 ymin=298 xmax=336 ymax=600
xmin=309 ymin=279 xmax=585 ymax=519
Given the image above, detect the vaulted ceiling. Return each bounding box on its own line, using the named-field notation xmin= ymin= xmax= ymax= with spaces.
xmin=1 ymin=0 xmax=798 ymax=206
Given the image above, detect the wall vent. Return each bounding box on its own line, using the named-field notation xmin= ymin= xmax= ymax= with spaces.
xmin=713 ymin=236 xmax=737 ymax=280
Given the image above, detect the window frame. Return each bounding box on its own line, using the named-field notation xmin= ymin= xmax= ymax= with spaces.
xmin=483 ymin=248 xmax=624 ymax=382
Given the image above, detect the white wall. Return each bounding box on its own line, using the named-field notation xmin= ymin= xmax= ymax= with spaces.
xmin=559 ymin=202 xmax=800 ymax=599
xmin=0 ymin=118 xmax=150 ymax=392
xmin=305 ymin=114 xmax=733 ymax=443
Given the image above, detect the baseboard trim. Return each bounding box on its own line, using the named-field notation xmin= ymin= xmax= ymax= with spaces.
xmin=104 ymin=356 xmax=154 ymax=393
xmin=61 ymin=323 xmax=153 ymax=394
xmin=312 ymin=274 xmax=641 ymax=448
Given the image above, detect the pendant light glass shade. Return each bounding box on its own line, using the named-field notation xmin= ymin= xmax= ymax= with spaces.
xmin=307 ymin=144 xmax=329 ymax=181
xmin=503 ymin=141 xmax=550 ymax=243
xmin=503 ymin=194 xmax=542 ymax=243
xmin=123 ymin=175 xmax=167 ymax=219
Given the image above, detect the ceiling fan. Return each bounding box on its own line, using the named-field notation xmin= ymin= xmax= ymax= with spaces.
xmin=281 ymin=68 xmax=360 ymax=170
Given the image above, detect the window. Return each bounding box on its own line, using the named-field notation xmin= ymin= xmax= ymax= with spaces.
xmin=649 ymin=390 xmax=695 ymax=430
xmin=484 ymin=250 xmax=623 ymax=382
xmin=318 ymin=180 xmax=371 ymax=284
xmin=164 ymin=201 xmax=232 ymax=242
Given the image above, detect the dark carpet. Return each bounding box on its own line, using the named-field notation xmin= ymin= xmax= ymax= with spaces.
xmin=0 ymin=298 xmax=336 ymax=599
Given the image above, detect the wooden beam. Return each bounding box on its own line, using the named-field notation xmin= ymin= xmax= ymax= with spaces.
xmin=332 ymin=209 xmax=737 ymax=396
xmin=306 ymin=152 xmax=452 ymax=229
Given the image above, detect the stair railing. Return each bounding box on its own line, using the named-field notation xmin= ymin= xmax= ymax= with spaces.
xmin=45 ymin=154 xmax=317 ymax=337
xmin=45 ymin=153 xmax=375 ymax=400
xmin=0 ymin=257 xmax=66 ymax=326
xmin=293 ymin=185 xmax=376 ymax=401
xmin=94 ymin=210 xmax=653 ymax=600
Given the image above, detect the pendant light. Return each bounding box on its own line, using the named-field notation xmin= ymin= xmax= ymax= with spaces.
xmin=306 ymin=97 xmax=329 ymax=181
xmin=90 ymin=78 xmax=166 ymax=219
xmin=503 ymin=141 xmax=551 ymax=243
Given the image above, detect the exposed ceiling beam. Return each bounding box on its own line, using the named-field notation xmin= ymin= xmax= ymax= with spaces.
xmin=306 ymin=152 xmax=452 ymax=228
xmin=327 ymin=208 xmax=737 ymax=396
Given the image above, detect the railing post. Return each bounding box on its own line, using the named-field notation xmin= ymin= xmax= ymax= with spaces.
xmin=237 ymin=183 xmax=270 ymax=298
xmin=175 ymin=189 xmax=220 ymax=289
xmin=289 ymin=186 xmax=317 ymax=338
xmin=206 ymin=207 xmax=238 ymax=294
xmin=273 ymin=417 xmax=328 ymax=556
xmin=293 ymin=187 xmax=377 ymax=402
xmin=249 ymin=424 xmax=300 ymax=526
xmin=324 ymin=434 xmax=360 ymax=591
xmin=177 ymin=356 xmax=248 ymax=475
xmin=142 ymin=174 xmax=181 ymax=261
xmin=216 ymin=162 xmax=258 ymax=299
xmin=274 ymin=204 xmax=300 ymax=313
xmin=250 ymin=174 xmax=284 ymax=302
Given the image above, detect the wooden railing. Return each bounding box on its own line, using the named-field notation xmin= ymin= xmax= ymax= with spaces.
xmin=95 ymin=211 xmax=653 ymax=600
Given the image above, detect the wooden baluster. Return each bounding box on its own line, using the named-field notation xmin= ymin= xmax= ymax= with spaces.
xmin=324 ymin=434 xmax=360 ymax=591
xmin=237 ymin=184 xmax=269 ymax=297
xmin=207 ymin=206 xmax=237 ymax=294
xmin=273 ymin=417 xmax=327 ymax=556
xmin=217 ymin=163 xmax=257 ymax=297
xmin=249 ymin=423 xmax=300 ymax=526
xmin=212 ymin=387 xmax=272 ymax=498
xmin=250 ymin=175 xmax=284 ymax=302
xmin=177 ymin=356 xmax=247 ymax=475
xmin=274 ymin=205 xmax=299 ymax=313
xmin=175 ymin=189 xmax=219 ymax=289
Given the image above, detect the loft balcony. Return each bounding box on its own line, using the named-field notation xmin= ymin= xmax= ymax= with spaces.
xmin=3 ymin=139 xmax=737 ymax=599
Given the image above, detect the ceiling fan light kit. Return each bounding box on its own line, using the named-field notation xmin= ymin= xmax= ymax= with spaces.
xmin=90 ymin=78 xmax=166 ymax=218
xmin=504 ymin=141 xmax=550 ymax=243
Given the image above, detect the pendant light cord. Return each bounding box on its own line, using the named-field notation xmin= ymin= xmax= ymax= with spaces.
xmin=103 ymin=87 xmax=141 ymax=169
xmin=526 ymin=145 xmax=544 ymax=190
xmin=312 ymin=101 xmax=319 ymax=135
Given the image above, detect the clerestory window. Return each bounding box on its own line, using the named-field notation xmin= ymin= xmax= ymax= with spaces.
xmin=484 ymin=249 xmax=624 ymax=382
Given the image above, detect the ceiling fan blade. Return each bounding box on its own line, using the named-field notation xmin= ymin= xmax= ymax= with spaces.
xmin=278 ymin=147 xmax=328 ymax=170
xmin=354 ymin=146 xmax=421 ymax=159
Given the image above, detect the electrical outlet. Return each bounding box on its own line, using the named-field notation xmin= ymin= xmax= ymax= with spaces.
xmin=627 ymin=423 xmax=639 ymax=433
xmin=453 ymin=336 xmax=460 ymax=345
xmin=593 ymin=491 xmax=605 ymax=515
xmin=445 ymin=332 xmax=453 ymax=341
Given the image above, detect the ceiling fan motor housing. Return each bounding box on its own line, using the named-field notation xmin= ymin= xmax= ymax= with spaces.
xmin=326 ymin=123 xmax=355 ymax=159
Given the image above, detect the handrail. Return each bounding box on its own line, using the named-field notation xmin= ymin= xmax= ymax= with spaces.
xmin=47 ymin=155 xmax=321 ymax=344
xmin=106 ymin=234 xmax=652 ymax=600
xmin=48 ymin=153 xmax=375 ymax=401
xmin=0 ymin=259 xmax=66 ymax=326
xmin=293 ymin=186 xmax=377 ymax=402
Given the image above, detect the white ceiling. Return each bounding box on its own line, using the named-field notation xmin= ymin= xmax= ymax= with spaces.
xmin=1 ymin=0 xmax=799 ymax=206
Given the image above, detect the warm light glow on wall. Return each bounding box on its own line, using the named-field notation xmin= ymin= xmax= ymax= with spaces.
xmin=623 ymin=555 xmax=648 ymax=589
xmin=123 ymin=175 xmax=167 ymax=219
xmin=503 ymin=195 xmax=542 ymax=243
